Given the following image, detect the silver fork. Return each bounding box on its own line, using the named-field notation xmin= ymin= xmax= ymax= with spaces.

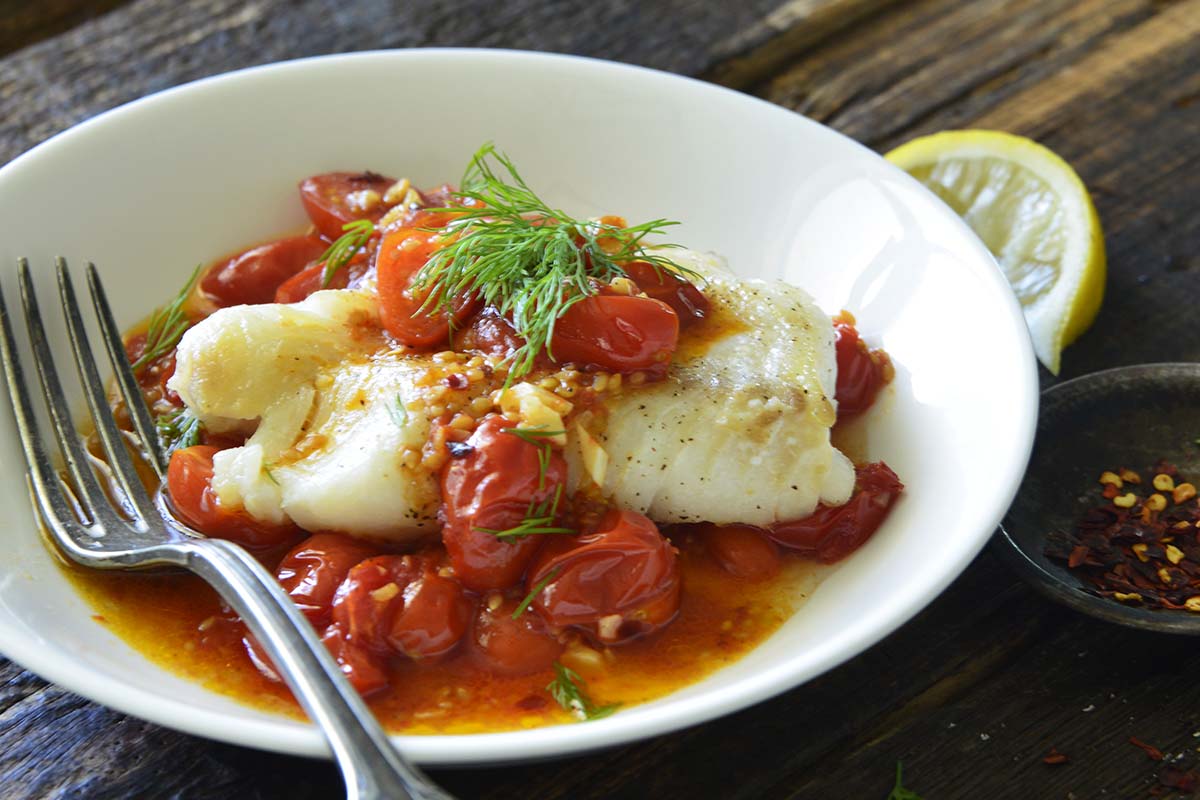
xmin=0 ymin=258 xmax=455 ymax=800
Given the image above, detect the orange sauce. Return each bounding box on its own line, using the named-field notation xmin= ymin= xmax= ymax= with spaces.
xmin=61 ymin=535 xmax=824 ymax=732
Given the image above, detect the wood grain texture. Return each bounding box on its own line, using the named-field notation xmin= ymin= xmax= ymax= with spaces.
xmin=0 ymin=0 xmax=1198 ymax=797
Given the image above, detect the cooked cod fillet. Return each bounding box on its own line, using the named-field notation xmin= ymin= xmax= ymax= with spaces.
xmin=168 ymin=251 xmax=853 ymax=540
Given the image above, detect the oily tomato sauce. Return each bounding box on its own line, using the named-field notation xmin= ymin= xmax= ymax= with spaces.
xmin=66 ymin=169 xmax=901 ymax=731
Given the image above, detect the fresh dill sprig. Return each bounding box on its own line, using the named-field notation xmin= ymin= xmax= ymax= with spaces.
xmin=387 ymin=393 xmax=409 ymax=428
xmin=155 ymin=406 xmax=202 ymax=459
xmin=887 ymin=762 xmax=923 ymax=800
xmin=507 ymin=426 xmax=565 ymax=491
xmin=475 ymin=484 xmax=570 ymax=539
xmin=131 ymin=265 xmax=201 ymax=373
xmin=320 ymin=219 xmax=374 ymax=288
xmin=546 ymin=662 xmax=619 ymax=721
xmin=413 ymin=143 xmax=691 ymax=379
xmin=512 ymin=568 xmax=560 ymax=620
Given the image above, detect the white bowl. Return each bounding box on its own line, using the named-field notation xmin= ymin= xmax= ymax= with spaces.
xmin=0 ymin=50 xmax=1038 ymax=765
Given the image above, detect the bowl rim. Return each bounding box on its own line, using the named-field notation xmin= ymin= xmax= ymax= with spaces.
xmin=0 ymin=47 xmax=1040 ymax=765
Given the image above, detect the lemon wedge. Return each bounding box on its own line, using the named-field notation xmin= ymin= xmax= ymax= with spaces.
xmin=886 ymin=130 xmax=1105 ymax=374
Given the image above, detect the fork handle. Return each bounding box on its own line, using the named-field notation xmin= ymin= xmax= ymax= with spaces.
xmin=177 ymin=538 xmax=452 ymax=800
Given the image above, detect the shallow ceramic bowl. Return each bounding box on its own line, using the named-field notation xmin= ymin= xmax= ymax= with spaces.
xmin=0 ymin=50 xmax=1038 ymax=765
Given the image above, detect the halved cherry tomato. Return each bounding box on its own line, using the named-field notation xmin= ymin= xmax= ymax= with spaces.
xmin=376 ymin=211 xmax=480 ymax=348
xmin=274 ymin=251 xmax=372 ymax=303
xmin=451 ymin=306 xmax=526 ymax=361
xmin=440 ymin=415 xmax=568 ymax=592
xmin=624 ymin=261 xmax=710 ymax=325
xmin=767 ymin=462 xmax=903 ymax=563
xmin=330 ymin=555 xmax=472 ymax=661
xmin=299 ymin=171 xmax=395 ymax=240
xmin=833 ymin=313 xmax=892 ymax=420
xmin=527 ymin=509 xmax=680 ymax=643
xmin=276 ymin=533 xmax=382 ymax=627
xmin=468 ymin=597 xmax=563 ymax=676
xmin=548 ymin=294 xmax=678 ymax=374
xmin=166 ymin=445 xmax=299 ymax=551
xmin=700 ymin=524 xmax=781 ymax=581
xmin=201 ymin=236 xmax=328 ymax=307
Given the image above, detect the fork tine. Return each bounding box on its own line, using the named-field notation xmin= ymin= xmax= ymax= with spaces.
xmin=16 ymin=259 xmax=126 ymax=530
xmin=0 ymin=264 xmax=95 ymax=545
xmin=86 ymin=263 xmax=167 ymax=481
xmin=58 ymin=259 xmax=156 ymax=524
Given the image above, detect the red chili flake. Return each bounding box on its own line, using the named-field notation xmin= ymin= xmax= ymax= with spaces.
xmin=1042 ymin=747 xmax=1069 ymax=765
xmin=1130 ymin=736 xmax=1165 ymax=761
xmin=444 ymin=373 xmax=469 ymax=389
xmin=1159 ymin=765 xmax=1200 ymax=791
xmin=1047 ymin=463 xmax=1200 ymax=611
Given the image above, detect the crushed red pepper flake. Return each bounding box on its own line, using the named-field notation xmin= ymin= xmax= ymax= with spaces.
xmin=1158 ymin=765 xmax=1200 ymax=792
xmin=1042 ymin=747 xmax=1069 ymax=765
xmin=1130 ymin=736 xmax=1165 ymax=761
xmin=1047 ymin=461 xmax=1200 ymax=611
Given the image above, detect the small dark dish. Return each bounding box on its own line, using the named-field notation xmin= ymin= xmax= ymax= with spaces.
xmin=996 ymin=363 xmax=1200 ymax=634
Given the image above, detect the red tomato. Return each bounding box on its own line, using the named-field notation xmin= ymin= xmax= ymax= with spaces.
xmin=321 ymin=624 xmax=389 ymax=696
xmin=833 ymin=314 xmax=892 ymax=420
xmin=201 ymin=236 xmax=327 ymax=307
xmin=451 ymin=306 xmax=526 ymax=361
xmin=767 ymin=462 xmax=904 ymax=563
xmin=276 ymin=533 xmax=382 ymax=627
xmin=624 ymin=261 xmax=710 ymax=325
xmin=166 ymin=445 xmax=299 ymax=551
xmin=330 ymin=555 xmax=472 ymax=660
xmin=548 ymin=294 xmax=678 ymax=374
xmin=527 ymin=509 xmax=680 ymax=643
xmin=299 ymin=171 xmax=395 ymax=240
xmin=469 ymin=597 xmax=563 ymax=676
xmin=700 ymin=524 xmax=781 ymax=580
xmin=440 ymin=415 xmax=568 ymax=592
xmin=376 ymin=212 xmax=480 ymax=348
xmin=273 ymin=251 xmax=372 ymax=303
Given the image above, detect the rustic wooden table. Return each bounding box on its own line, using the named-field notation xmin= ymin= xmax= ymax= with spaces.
xmin=1 ymin=0 xmax=1197 ymax=797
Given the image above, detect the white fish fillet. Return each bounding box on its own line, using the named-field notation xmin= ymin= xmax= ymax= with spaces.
xmin=169 ymin=250 xmax=853 ymax=540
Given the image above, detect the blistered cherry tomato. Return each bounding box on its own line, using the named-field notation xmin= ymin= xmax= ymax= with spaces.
xmin=700 ymin=524 xmax=781 ymax=580
xmin=548 ymin=294 xmax=678 ymax=374
xmin=469 ymin=598 xmax=563 ymax=676
xmin=273 ymin=251 xmax=372 ymax=303
xmin=440 ymin=415 xmax=568 ymax=592
xmin=276 ymin=533 xmax=381 ymax=627
xmin=452 ymin=306 xmax=526 ymax=360
xmin=767 ymin=462 xmax=903 ymax=563
xmin=321 ymin=624 xmax=389 ymax=695
xmin=299 ymin=171 xmax=395 ymax=240
xmin=527 ymin=509 xmax=680 ymax=643
xmin=202 ymin=236 xmax=327 ymax=307
xmin=833 ymin=314 xmax=892 ymax=420
xmin=624 ymin=261 xmax=710 ymax=325
xmin=166 ymin=445 xmax=299 ymax=551
xmin=376 ymin=211 xmax=480 ymax=348
xmin=331 ymin=555 xmax=472 ymax=660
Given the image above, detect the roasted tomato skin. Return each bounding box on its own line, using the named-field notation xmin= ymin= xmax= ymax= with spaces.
xmin=330 ymin=555 xmax=472 ymax=660
xmin=299 ymin=171 xmax=395 ymax=240
xmin=376 ymin=211 xmax=480 ymax=347
xmin=274 ymin=251 xmax=372 ymax=303
xmin=202 ymin=236 xmax=328 ymax=307
xmin=833 ymin=313 xmax=892 ymax=420
xmin=624 ymin=261 xmax=710 ymax=325
xmin=527 ymin=509 xmax=680 ymax=643
xmin=275 ymin=533 xmax=381 ymax=627
xmin=700 ymin=524 xmax=781 ymax=580
xmin=468 ymin=597 xmax=564 ymax=676
xmin=767 ymin=462 xmax=904 ymax=563
xmin=548 ymin=294 xmax=679 ymax=374
xmin=440 ymin=415 xmax=568 ymax=592
xmin=165 ymin=445 xmax=299 ymax=551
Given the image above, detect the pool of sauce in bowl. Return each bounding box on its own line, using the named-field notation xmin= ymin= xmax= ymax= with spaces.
xmin=61 ymin=539 xmax=826 ymax=732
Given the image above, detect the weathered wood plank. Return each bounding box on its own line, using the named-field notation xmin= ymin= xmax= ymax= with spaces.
xmin=0 ymin=0 xmax=130 ymax=59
